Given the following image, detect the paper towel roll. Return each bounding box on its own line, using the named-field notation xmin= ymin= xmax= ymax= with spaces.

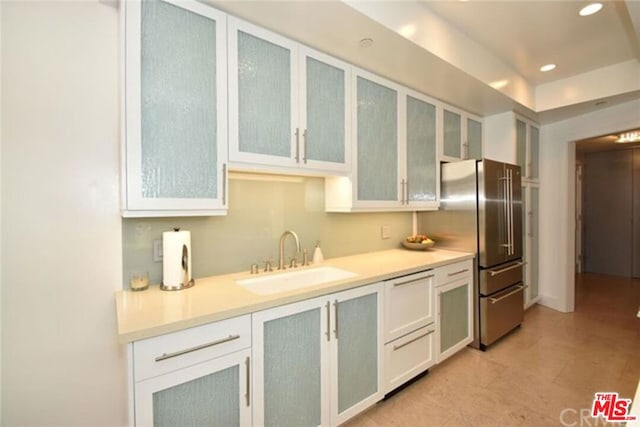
xmin=162 ymin=228 xmax=193 ymax=291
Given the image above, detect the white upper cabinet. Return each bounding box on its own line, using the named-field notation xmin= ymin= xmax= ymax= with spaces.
xmin=122 ymin=0 xmax=228 ymax=217
xmin=516 ymin=117 xmax=539 ymax=182
xmin=228 ymin=18 xmax=350 ymax=175
xmin=325 ymin=70 xmax=439 ymax=212
xmin=440 ymin=105 xmax=483 ymax=162
xmin=405 ymin=90 xmax=440 ymax=209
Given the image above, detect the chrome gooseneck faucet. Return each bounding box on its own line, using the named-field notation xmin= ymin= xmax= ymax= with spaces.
xmin=278 ymin=230 xmax=301 ymax=270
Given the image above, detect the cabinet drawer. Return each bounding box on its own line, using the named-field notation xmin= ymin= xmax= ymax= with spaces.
xmin=435 ymin=259 xmax=473 ymax=286
xmin=384 ymin=325 xmax=436 ymax=393
xmin=384 ymin=270 xmax=434 ymax=343
xmin=133 ymin=315 xmax=251 ymax=382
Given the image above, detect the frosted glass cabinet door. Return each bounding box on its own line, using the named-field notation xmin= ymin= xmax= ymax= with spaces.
xmin=355 ymin=73 xmax=399 ymax=203
xmin=332 ymin=284 xmax=383 ymax=425
xmin=437 ymin=278 xmax=473 ymax=363
xmin=467 ymin=117 xmax=483 ymax=160
xmin=530 ymin=125 xmax=540 ymax=180
xmin=123 ymin=0 xmax=228 ymax=216
xmin=406 ymin=94 xmax=438 ymax=206
xmin=228 ymin=18 xmax=298 ymax=167
xmin=516 ymin=118 xmax=527 ymax=175
xmin=443 ymin=109 xmax=462 ymax=159
xmin=135 ymin=349 xmax=251 ymax=427
xmin=529 ymin=187 xmax=539 ymax=300
xmin=300 ymin=48 xmax=350 ymax=171
xmin=252 ymin=297 xmax=329 ymax=427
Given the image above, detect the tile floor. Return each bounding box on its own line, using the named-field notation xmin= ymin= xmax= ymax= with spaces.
xmin=345 ymin=273 xmax=640 ymax=427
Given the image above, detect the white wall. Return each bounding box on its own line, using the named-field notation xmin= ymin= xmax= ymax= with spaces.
xmin=1 ymin=2 xmax=127 ymax=425
xmin=538 ymin=99 xmax=640 ymax=312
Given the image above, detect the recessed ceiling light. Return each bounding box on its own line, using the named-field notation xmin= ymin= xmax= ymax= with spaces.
xmin=398 ymin=24 xmax=416 ymax=38
xmin=616 ymin=131 xmax=640 ymax=143
xmin=579 ymin=3 xmax=603 ymax=16
xmin=540 ymin=64 xmax=556 ymax=72
xmin=359 ymin=38 xmax=374 ymax=48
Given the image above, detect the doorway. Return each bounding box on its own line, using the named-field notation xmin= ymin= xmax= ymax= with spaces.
xmin=575 ymin=134 xmax=640 ymax=278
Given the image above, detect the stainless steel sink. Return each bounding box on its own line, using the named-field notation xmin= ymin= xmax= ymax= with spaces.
xmin=236 ymin=266 xmax=358 ymax=295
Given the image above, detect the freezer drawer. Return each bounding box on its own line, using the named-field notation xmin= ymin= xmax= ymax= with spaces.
xmin=480 ymin=284 xmax=524 ymax=346
xmin=384 ymin=324 xmax=436 ymax=394
xmin=479 ymin=260 xmax=524 ymax=295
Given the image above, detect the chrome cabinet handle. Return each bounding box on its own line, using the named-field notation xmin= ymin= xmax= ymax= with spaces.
xmin=222 ymin=163 xmax=227 ymax=206
xmin=393 ymin=274 xmax=434 ymax=287
xmin=155 ymin=334 xmax=240 ymax=362
xmin=325 ymin=301 xmax=331 ymax=342
xmin=392 ymin=329 xmax=435 ymax=351
xmin=405 ymin=180 xmax=410 ymax=204
xmin=295 ymin=128 xmax=300 ymax=163
xmin=333 ymin=300 xmax=339 ymax=339
xmin=400 ymin=179 xmax=406 ymax=204
xmin=245 ymin=356 xmax=250 ymax=407
xmin=447 ymin=269 xmax=469 ymax=277
xmin=488 ymin=261 xmax=526 ymax=276
xmin=489 ymin=285 xmax=527 ymax=304
xmin=302 ymin=129 xmax=308 ymax=164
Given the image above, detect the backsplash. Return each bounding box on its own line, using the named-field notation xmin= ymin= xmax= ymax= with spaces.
xmin=122 ymin=174 xmax=413 ymax=288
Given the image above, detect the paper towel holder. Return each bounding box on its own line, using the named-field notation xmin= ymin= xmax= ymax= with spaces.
xmin=161 ymin=229 xmax=195 ymax=291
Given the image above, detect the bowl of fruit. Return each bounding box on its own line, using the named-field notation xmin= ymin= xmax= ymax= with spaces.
xmin=402 ymin=234 xmax=435 ymax=250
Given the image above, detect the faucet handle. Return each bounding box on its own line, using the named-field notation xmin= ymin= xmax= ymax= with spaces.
xmin=289 ymin=257 xmax=298 ymax=269
xmin=264 ymin=260 xmax=273 ymax=272
xmin=250 ymin=263 xmax=259 ymax=274
xmin=302 ymin=249 xmax=309 ymax=266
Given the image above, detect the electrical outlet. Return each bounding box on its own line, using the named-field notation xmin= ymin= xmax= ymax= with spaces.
xmin=381 ymin=224 xmax=391 ymax=240
xmin=153 ymin=239 xmax=163 ymax=262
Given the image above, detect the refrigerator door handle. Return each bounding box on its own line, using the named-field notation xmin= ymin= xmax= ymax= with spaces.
xmin=508 ymin=168 xmax=515 ymax=256
xmin=488 ymin=261 xmax=526 ymax=276
xmin=506 ymin=169 xmax=512 ymax=256
xmin=500 ymin=174 xmax=510 ymax=253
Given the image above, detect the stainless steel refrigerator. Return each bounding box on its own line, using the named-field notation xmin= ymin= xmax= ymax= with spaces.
xmin=418 ymin=158 xmax=525 ymax=349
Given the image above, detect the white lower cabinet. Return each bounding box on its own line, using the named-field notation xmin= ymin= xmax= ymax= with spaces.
xmin=135 ymin=349 xmax=252 ymax=427
xmin=132 ymin=315 xmax=252 ymax=427
xmin=251 ymin=283 xmax=383 ymax=427
xmin=383 ymin=269 xmax=436 ymax=393
xmin=434 ymin=260 xmax=474 ymax=363
xmin=384 ymin=324 xmax=436 ymax=393
xmin=129 ymin=259 xmax=475 ymax=427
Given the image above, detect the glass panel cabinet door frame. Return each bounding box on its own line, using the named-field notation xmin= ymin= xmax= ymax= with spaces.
xmin=351 ymin=68 xmax=403 ymax=209
xmin=251 ymin=295 xmax=331 ymax=427
xmin=403 ymin=88 xmax=440 ymax=210
xmin=330 ymin=283 xmax=384 ymax=426
xmin=524 ymin=183 xmax=540 ymax=308
xmin=298 ymin=46 xmax=351 ymax=173
xmin=227 ymin=16 xmax=299 ymax=168
xmin=515 ymin=114 xmax=540 ymax=182
xmin=440 ymin=104 xmax=483 ymax=162
xmin=123 ymin=0 xmax=228 ymax=215
xmin=441 ymin=105 xmax=463 ymax=161
xmin=435 ymin=276 xmax=473 ymax=363
xmin=134 ymin=348 xmax=251 ymax=427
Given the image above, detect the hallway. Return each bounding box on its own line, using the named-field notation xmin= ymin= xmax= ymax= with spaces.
xmin=345 ymin=273 xmax=640 ymax=426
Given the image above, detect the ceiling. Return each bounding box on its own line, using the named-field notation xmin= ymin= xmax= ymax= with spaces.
xmin=575 ymin=128 xmax=640 ymax=153
xmin=423 ymin=0 xmax=640 ymax=86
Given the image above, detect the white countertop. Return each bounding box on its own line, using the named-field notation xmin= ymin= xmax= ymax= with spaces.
xmin=115 ymin=248 xmax=474 ymax=343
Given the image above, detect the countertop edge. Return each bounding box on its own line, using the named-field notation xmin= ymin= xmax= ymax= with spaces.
xmin=116 ymin=249 xmax=474 ymax=344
